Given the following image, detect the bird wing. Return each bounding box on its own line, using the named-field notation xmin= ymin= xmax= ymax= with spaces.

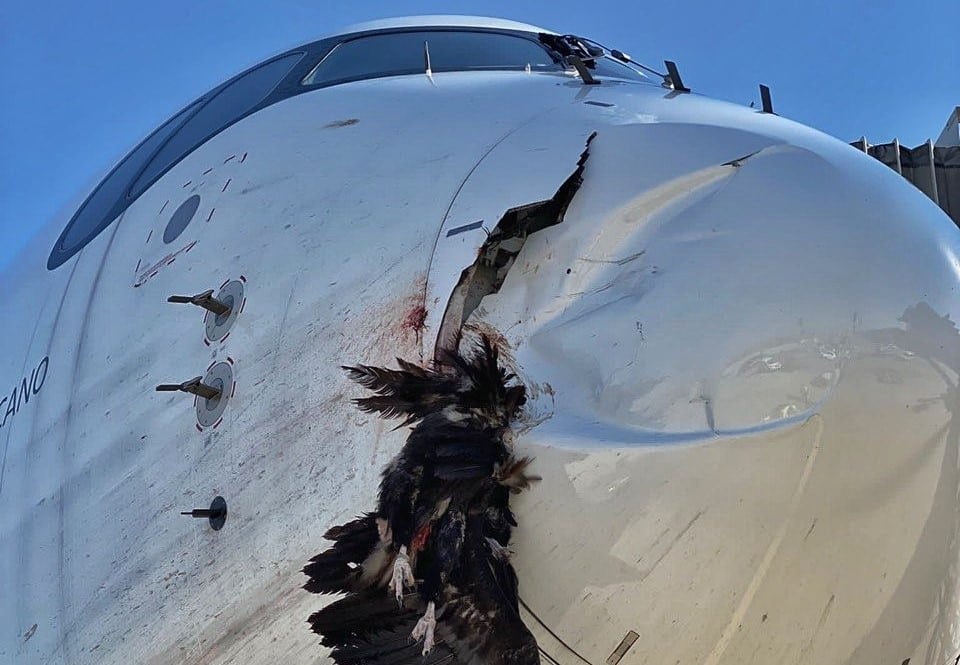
xmin=432 ymin=531 xmax=540 ymax=665
xmin=302 ymin=514 xmax=381 ymax=595
xmin=309 ymin=591 xmax=464 ymax=665
xmin=309 ymin=558 xmax=538 ymax=665
xmin=342 ymin=362 xmax=459 ymax=426
xmin=310 ymin=339 xmax=539 ymax=664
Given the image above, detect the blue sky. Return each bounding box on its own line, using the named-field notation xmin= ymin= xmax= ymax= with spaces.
xmin=1 ymin=0 xmax=957 ymax=269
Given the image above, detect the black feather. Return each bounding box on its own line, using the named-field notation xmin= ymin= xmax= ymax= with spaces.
xmin=307 ymin=334 xmax=540 ymax=664
xmin=310 ymin=592 xmax=459 ymax=665
xmin=302 ymin=514 xmax=379 ymax=595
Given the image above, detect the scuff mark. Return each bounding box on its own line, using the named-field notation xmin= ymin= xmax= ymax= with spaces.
xmin=324 ymin=118 xmax=360 ymax=129
xmin=703 ymin=416 xmax=825 ymax=665
xmin=133 ymin=240 xmax=198 ymax=288
xmin=638 ymin=509 xmax=705 ymax=583
xmin=817 ymin=593 xmax=835 ymax=630
xmin=636 ymin=526 xmax=671 ymax=563
xmin=577 ymin=250 xmax=645 ymax=265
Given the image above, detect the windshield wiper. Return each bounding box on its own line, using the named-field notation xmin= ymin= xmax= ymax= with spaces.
xmin=539 ymin=33 xmax=689 ymax=92
xmin=539 ymin=33 xmax=601 ymax=83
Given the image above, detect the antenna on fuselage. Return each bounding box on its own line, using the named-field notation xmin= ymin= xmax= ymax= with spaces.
xmin=181 ymin=496 xmax=228 ymax=531
xmin=759 ymin=84 xmax=775 ymax=114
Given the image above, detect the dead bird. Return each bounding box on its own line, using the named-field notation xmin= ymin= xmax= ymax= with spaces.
xmin=303 ymin=335 xmax=540 ymax=664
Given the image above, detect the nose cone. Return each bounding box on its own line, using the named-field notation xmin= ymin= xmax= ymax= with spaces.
xmin=479 ymin=118 xmax=960 ymax=663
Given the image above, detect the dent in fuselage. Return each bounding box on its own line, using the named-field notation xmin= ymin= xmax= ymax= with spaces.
xmin=0 ymin=356 xmax=49 ymax=428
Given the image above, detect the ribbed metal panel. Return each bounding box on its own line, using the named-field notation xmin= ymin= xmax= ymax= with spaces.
xmin=855 ymin=139 xmax=960 ymax=227
xmin=900 ymin=141 xmax=940 ymax=203
xmin=934 ymin=145 xmax=960 ymax=224
xmin=867 ymin=141 xmax=903 ymax=175
xmin=854 ymin=108 xmax=959 ymax=226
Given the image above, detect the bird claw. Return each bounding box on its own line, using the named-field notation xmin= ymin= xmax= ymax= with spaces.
xmin=388 ymin=545 xmax=415 ymax=605
xmin=411 ymin=601 xmax=436 ymax=655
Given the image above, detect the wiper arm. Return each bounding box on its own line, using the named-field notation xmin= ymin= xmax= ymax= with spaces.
xmin=539 ymin=33 xmax=600 ymax=84
xmin=567 ymin=54 xmax=599 ymax=84
xmin=541 ymin=33 xmax=689 ymax=92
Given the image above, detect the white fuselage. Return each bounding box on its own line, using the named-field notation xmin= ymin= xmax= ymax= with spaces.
xmin=3 ymin=17 xmax=960 ymax=665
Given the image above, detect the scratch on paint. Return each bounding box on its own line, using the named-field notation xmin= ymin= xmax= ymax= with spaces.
xmin=577 ymin=250 xmax=645 ymax=265
xmin=638 ymin=510 xmax=705 ymax=583
xmin=133 ymin=240 xmax=198 ymax=287
xmin=702 ymin=415 xmax=824 ymax=665
xmin=817 ymin=594 xmax=835 ymax=629
xmin=324 ymin=118 xmax=359 ymax=129
xmin=798 ymin=592 xmax=836 ymax=659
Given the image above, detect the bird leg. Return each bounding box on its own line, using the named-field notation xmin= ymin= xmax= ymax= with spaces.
xmin=495 ymin=455 xmax=541 ymax=494
xmin=486 ymin=536 xmax=512 ymax=561
xmin=411 ymin=600 xmax=437 ymax=655
xmin=376 ymin=517 xmax=392 ymax=543
xmin=388 ymin=545 xmax=415 ymax=604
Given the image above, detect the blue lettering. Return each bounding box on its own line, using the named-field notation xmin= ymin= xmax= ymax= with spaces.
xmin=18 ymin=377 xmax=29 ymax=410
xmin=1 ymin=389 xmax=15 ymax=428
xmin=32 ymin=357 xmax=48 ymax=394
xmin=0 ymin=357 xmax=50 ymax=428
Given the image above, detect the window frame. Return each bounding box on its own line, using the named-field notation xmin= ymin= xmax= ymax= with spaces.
xmin=300 ymin=27 xmax=563 ymax=90
xmin=47 ymin=25 xmax=640 ymax=270
xmin=47 ymin=50 xmax=311 ymax=269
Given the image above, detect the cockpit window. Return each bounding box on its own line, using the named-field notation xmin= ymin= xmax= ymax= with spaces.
xmin=301 ymin=30 xmax=561 ymax=87
xmin=54 ymin=100 xmax=202 ymax=257
xmin=47 ymin=52 xmax=304 ymax=269
xmin=47 ymin=26 xmax=656 ymax=271
xmin=129 ymin=52 xmax=304 ymax=198
xmin=588 ymin=56 xmax=652 ymax=82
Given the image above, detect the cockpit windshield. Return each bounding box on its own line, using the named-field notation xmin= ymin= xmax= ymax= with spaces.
xmin=587 ymin=55 xmax=653 ymax=82
xmin=537 ymin=33 xmax=655 ymax=84
xmin=302 ymin=30 xmax=563 ymax=87
xmin=47 ymin=23 xmax=660 ymax=271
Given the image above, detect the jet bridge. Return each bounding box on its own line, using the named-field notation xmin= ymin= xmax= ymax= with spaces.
xmin=852 ymin=106 xmax=960 ymax=226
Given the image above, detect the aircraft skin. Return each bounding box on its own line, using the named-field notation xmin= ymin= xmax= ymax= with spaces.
xmin=2 ymin=15 xmax=960 ymax=665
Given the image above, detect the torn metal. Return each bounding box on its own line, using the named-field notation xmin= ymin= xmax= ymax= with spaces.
xmin=434 ymin=133 xmax=596 ymax=358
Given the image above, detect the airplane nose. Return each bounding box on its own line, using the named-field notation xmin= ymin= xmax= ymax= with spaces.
xmin=484 ymin=122 xmax=960 ymax=438
xmin=466 ymin=121 xmax=960 ymax=664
